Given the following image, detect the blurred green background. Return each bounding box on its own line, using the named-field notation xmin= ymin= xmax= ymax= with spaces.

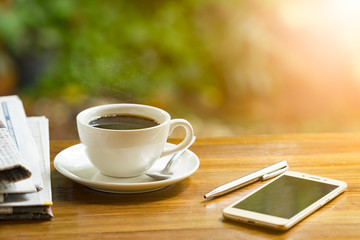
xmin=2 ymin=0 xmax=360 ymax=139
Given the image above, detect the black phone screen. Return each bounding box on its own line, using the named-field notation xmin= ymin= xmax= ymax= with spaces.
xmin=233 ymin=175 xmax=338 ymax=219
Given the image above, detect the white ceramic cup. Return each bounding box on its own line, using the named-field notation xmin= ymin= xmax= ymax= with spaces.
xmin=76 ymin=103 xmax=194 ymax=178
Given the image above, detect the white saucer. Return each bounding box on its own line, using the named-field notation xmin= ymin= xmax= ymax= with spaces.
xmin=54 ymin=143 xmax=200 ymax=193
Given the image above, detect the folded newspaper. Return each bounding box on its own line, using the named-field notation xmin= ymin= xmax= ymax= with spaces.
xmin=0 ymin=95 xmax=53 ymax=219
xmin=0 ymin=120 xmax=32 ymax=183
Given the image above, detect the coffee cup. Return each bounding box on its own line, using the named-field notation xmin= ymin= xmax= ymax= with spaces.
xmin=76 ymin=103 xmax=194 ymax=177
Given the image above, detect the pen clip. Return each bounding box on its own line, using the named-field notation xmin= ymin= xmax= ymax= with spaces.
xmin=261 ymin=165 xmax=289 ymax=180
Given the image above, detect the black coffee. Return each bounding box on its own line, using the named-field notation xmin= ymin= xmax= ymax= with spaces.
xmin=88 ymin=114 xmax=160 ymax=130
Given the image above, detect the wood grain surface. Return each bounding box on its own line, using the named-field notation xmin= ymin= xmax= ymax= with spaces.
xmin=1 ymin=133 xmax=360 ymax=239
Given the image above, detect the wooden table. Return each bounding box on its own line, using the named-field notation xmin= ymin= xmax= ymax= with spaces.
xmin=1 ymin=133 xmax=360 ymax=239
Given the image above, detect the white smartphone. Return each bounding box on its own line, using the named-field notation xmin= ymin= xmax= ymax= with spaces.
xmin=222 ymin=171 xmax=347 ymax=230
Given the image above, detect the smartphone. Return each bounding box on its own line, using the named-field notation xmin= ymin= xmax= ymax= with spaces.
xmin=222 ymin=171 xmax=347 ymax=230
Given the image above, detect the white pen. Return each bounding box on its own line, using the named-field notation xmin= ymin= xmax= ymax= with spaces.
xmin=204 ymin=160 xmax=289 ymax=199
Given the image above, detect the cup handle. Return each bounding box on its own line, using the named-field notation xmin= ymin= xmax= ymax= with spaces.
xmin=160 ymin=119 xmax=194 ymax=158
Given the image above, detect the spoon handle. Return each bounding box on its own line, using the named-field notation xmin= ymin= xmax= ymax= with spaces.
xmin=164 ymin=137 xmax=196 ymax=169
